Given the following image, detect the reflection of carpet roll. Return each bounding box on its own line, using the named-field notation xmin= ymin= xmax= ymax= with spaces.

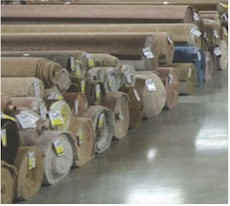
xmin=1 ymin=161 xmax=17 ymax=204
xmin=135 ymin=72 xmax=167 ymax=118
xmin=120 ymin=86 xmax=144 ymax=129
xmin=1 ymin=57 xmax=71 ymax=92
xmin=15 ymin=146 xmax=43 ymax=200
xmin=1 ymin=117 xmax=20 ymax=165
xmin=63 ymin=92 xmax=88 ymax=116
xmin=69 ymin=117 xmax=95 ymax=167
xmin=2 ymin=77 xmax=45 ymax=98
xmin=157 ymin=67 xmax=179 ymax=110
xmin=39 ymin=130 xmax=74 ymax=185
xmin=102 ymin=91 xmax=129 ymax=139
xmin=82 ymin=106 xmax=115 ymax=154
xmin=119 ymin=64 xmax=136 ymax=88
xmin=204 ymin=51 xmax=214 ymax=81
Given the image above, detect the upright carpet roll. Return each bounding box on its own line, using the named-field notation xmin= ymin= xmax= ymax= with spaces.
xmin=119 ymin=64 xmax=136 ymax=88
xmin=102 ymin=92 xmax=129 ymax=139
xmin=157 ymin=67 xmax=179 ymax=110
xmin=69 ymin=117 xmax=95 ymax=167
xmin=82 ymin=106 xmax=115 ymax=154
xmin=39 ymin=130 xmax=74 ymax=185
xmin=15 ymin=146 xmax=43 ymax=200
xmin=2 ymin=77 xmax=45 ymax=98
xmin=63 ymin=92 xmax=88 ymax=116
xmin=1 ymin=161 xmax=17 ymax=204
xmin=1 ymin=117 xmax=20 ymax=165
xmin=135 ymin=72 xmax=167 ymax=118
xmin=48 ymin=100 xmax=72 ymax=131
xmin=119 ymin=86 xmax=144 ymax=129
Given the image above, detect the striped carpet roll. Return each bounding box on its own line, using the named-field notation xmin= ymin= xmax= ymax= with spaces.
xmin=82 ymin=106 xmax=115 ymax=154
xmin=102 ymin=91 xmax=129 ymax=139
xmin=1 ymin=161 xmax=17 ymax=204
xmin=48 ymin=100 xmax=72 ymax=131
xmin=39 ymin=130 xmax=74 ymax=185
xmin=63 ymin=92 xmax=89 ymax=116
xmin=135 ymin=72 xmax=167 ymax=118
xmin=2 ymin=77 xmax=45 ymax=98
xmin=1 ymin=57 xmax=71 ymax=92
xmin=1 ymin=117 xmax=20 ymax=165
xmin=119 ymin=86 xmax=144 ymax=129
xmin=69 ymin=117 xmax=95 ymax=167
xmin=157 ymin=67 xmax=179 ymax=110
xmin=119 ymin=64 xmax=136 ymax=88
xmin=15 ymin=146 xmax=43 ymax=200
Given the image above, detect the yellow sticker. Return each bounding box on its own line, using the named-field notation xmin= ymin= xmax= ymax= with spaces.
xmin=78 ymin=129 xmax=84 ymax=144
xmin=98 ymin=113 xmax=105 ymax=129
xmin=1 ymin=113 xmax=16 ymax=122
xmin=28 ymin=152 xmax=36 ymax=170
xmin=81 ymin=80 xmax=86 ymax=94
xmin=58 ymin=95 xmax=64 ymax=100
xmin=1 ymin=129 xmax=7 ymax=147
xmin=88 ymin=58 xmax=95 ymax=68
xmin=53 ymin=140 xmax=64 ymax=156
xmin=49 ymin=111 xmax=64 ymax=127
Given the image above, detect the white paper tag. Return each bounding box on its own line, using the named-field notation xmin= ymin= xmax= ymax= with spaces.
xmin=1 ymin=129 xmax=7 ymax=147
xmin=191 ymin=27 xmax=202 ymax=37
xmin=16 ymin=111 xmax=39 ymax=129
xmin=48 ymin=110 xmax=64 ymax=127
xmin=40 ymin=103 xmax=48 ymax=120
xmin=28 ymin=152 xmax=36 ymax=170
xmin=74 ymin=99 xmax=79 ymax=115
xmin=214 ymin=47 xmax=222 ymax=56
xmin=33 ymin=79 xmax=41 ymax=97
xmin=143 ymin=47 xmax=154 ymax=59
xmin=133 ymin=88 xmax=141 ymax=102
xmin=193 ymin=12 xmax=200 ymax=21
xmin=188 ymin=68 xmax=192 ymax=79
xmin=145 ymin=79 xmax=156 ymax=92
xmin=168 ymin=73 xmax=174 ymax=84
xmin=213 ymin=30 xmax=219 ymax=39
xmin=168 ymin=36 xmax=173 ymax=45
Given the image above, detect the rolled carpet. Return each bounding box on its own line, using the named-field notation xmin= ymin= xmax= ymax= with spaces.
xmin=119 ymin=86 xmax=144 ymax=129
xmin=69 ymin=117 xmax=95 ymax=167
xmin=82 ymin=106 xmax=115 ymax=154
xmin=135 ymin=71 xmax=167 ymax=118
xmin=119 ymin=64 xmax=136 ymax=88
xmin=39 ymin=130 xmax=74 ymax=185
xmin=102 ymin=91 xmax=129 ymax=139
xmin=1 ymin=161 xmax=17 ymax=204
xmin=1 ymin=57 xmax=71 ymax=92
xmin=1 ymin=77 xmax=45 ymax=98
xmin=15 ymin=146 xmax=43 ymax=200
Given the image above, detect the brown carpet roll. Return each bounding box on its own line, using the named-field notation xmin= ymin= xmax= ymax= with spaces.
xmin=1 ymin=57 xmax=71 ymax=92
xmin=82 ymin=105 xmax=115 ymax=154
xmin=2 ymin=77 xmax=45 ymax=98
xmin=157 ymin=67 xmax=179 ymax=110
xmin=63 ymin=92 xmax=89 ymax=116
xmin=69 ymin=117 xmax=95 ymax=167
xmin=102 ymin=91 xmax=129 ymax=139
xmin=39 ymin=130 xmax=74 ymax=185
xmin=135 ymin=71 xmax=167 ymax=118
xmin=119 ymin=86 xmax=144 ymax=129
xmin=119 ymin=64 xmax=136 ymax=88
xmin=15 ymin=146 xmax=43 ymax=200
xmin=1 ymin=161 xmax=17 ymax=204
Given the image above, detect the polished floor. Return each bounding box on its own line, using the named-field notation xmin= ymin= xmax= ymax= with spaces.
xmin=26 ymin=70 xmax=228 ymax=204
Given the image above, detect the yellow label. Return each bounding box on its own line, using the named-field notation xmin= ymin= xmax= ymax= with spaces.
xmin=2 ymin=113 xmax=16 ymax=122
xmin=28 ymin=152 xmax=36 ymax=170
xmin=96 ymin=84 xmax=101 ymax=101
xmin=53 ymin=140 xmax=65 ymax=156
xmin=49 ymin=111 xmax=64 ymax=127
xmin=88 ymin=58 xmax=95 ymax=68
xmin=58 ymin=95 xmax=64 ymax=100
xmin=98 ymin=113 xmax=105 ymax=129
xmin=81 ymin=80 xmax=86 ymax=94
xmin=1 ymin=129 xmax=7 ymax=147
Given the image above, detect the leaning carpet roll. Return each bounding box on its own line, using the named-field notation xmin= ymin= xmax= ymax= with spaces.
xmin=102 ymin=92 xmax=129 ymax=139
xmin=135 ymin=72 xmax=167 ymax=118
xmin=1 ymin=161 xmax=17 ymax=204
xmin=1 ymin=77 xmax=45 ymax=98
xmin=15 ymin=146 xmax=43 ymax=200
xmin=39 ymin=130 xmax=74 ymax=185
xmin=82 ymin=106 xmax=115 ymax=154
xmin=69 ymin=117 xmax=95 ymax=167
xmin=1 ymin=57 xmax=71 ymax=92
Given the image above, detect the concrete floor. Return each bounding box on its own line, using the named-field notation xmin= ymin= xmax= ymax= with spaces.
xmin=26 ymin=70 xmax=228 ymax=204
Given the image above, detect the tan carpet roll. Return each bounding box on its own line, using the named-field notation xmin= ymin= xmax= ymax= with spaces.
xmin=102 ymin=91 xmax=129 ymax=139
xmin=39 ymin=130 xmax=74 ymax=185
xmin=1 ymin=161 xmax=17 ymax=204
xmin=82 ymin=106 xmax=115 ymax=154
xmin=135 ymin=71 xmax=167 ymax=118
xmin=15 ymin=146 xmax=43 ymax=200
xmin=69 ymin=117 xmax=95 ymax=167
xmin=2 ymin=77 xmax=45 ymax=98
xmin=119 ymin=64 xmax=136 ymax=88
xmin=119 ymin=86 xmax=144 ymax=129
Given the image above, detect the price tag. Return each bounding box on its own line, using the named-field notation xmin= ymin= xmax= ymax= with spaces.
xmin=33 ymin=79 xmax=41 ymax=97
xmin=48 ymin=110 xmax=64 ymax=127
xmin=40 ymin=103 xmax=48 ymax=120
xmin=193 ymin=12 xmax=200 ymax=21
xmin=133 ymin=88 xmax=141 ymax=102
xmin=188 ymin=68 xmax=192 ymax=79
xmin=143 ymin=47 xmax=154 ymax=59
xmin=191 ymin=27 xmax=202 ymax=37
xmin=53 ymin=140 xmax=65 ymax=156
xmin=145 ymin=79 xmax=156 ymax=92
xmin=81 ymin=80 xmax=86 ymax=94
xmin=28 ymin=152 xmax=36 ymax=170
xmin=214 ymin=47 xmax=222 ymax=56
xmin=1 ymin=129 xmax=7 ymax=147
xmin=16 ymin=111 xmax=39 ymax=129
xmin=168 ymin=36 xmax=173 ymax=45
xmin=74 ymin=99 xmax=79 ymax=115
xmin=98 ymin=113 xmax=105 ymax=129
xmin=96 ymin=84 xmax=101 ymax=101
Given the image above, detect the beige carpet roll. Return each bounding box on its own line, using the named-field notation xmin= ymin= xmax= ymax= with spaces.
xmin=102 ymin=91 xmax=129 ymax=139
xmin=69 ymin=117 xmax=95 ymax=167
xmin=219 ymin=40 xmax=228 ymax=71
xmin=135 ymin=72 xmax=167 ymax=118
xmin=2 ymin=77 xmax=45 ymax=98
xmin=48 ymin=100 xmax=72 ymax=131
xmin=1 ymin=161 xmax=17 ymax=204
xmin=39 ymin=130 xmax=74 ymax=185
xmin=157 ymin=67 xmax=179 ymax=110
xmin=15 ymin=146 xmax=43 ymax=200
xmin=119 ymin=64 xmax=136 ymax=88
xmin=82 ymin=106 xmax=115 ymax=154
